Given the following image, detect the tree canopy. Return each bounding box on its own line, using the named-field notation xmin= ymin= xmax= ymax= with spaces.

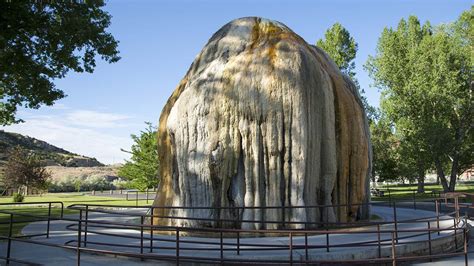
xmin=366 ymin=7 xmax=473 ymax=191
xmin=316 ymin=23 xmax=358 ymax=78
xmin=0 ymin=1 xmax=120 ymax=125
xmin=118 ymin=122 xmax=159 ymax=191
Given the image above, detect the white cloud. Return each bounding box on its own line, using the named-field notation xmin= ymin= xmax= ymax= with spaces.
xmin=1 ymin=108 xmax=138 ymax=164
xmin=66 ymin=110 xmax=133 ymax=128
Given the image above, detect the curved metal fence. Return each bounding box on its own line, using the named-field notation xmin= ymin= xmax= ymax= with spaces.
xmin=0 ymin=199 xmax=471 ymax=265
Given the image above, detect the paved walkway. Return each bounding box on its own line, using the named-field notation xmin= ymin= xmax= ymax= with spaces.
xmin=0 ymin=206 xmax=467 ymax=265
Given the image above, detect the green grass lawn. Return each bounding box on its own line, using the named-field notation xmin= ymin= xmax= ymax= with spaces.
xmin=371 ymin=182 xmax=474 ymax=201
xmin=0 ymin=192 xmax=153 ymax=238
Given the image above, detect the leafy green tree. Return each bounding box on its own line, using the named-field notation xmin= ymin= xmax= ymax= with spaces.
xmin=396 ymin=131 xmax=431 ymax=192
xmin=118 ymin=122 xmax=159 ymax=191
xmin=317 ymin=23 xmax=377 ymax=121
xmin=370 ymin=117 xmax=400 ymax=183
xmin=0 ymin=1 xmax=120 ymax=125
xmin=317 ymin=23 xmax=358 ymax=78
xmin=3 ymin=146 xmax=51 ymax=195
xmin=370 ymin=116 xmax=429 ymax=191
xmin=366 ymin=9 xmax=473 ymax=191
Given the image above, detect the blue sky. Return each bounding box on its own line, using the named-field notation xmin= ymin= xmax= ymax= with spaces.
xmin=2 ymin=0 xmax=471 ymax=164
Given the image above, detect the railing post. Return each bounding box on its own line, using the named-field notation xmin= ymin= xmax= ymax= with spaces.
xmin=84 ymin=206 xmax=88 ymax=247
xmin=220 ymin=231 xmax=224 ymax=263
xmin=289 ymin=232 xmax=293 ymax=265
xmin=413 ymin=191 xmax=417 ymax=210
xmin=136 ymin=191 xmax=138 ymax=207
xmin=146 ymin=189 xmax=149 ymax=204
xmin=60 ymin=202 xmax=64 ymax=219
xmin=77 ymin=209 xmax=82 ymax=266
xmin=456 ymin=197 xmax=460 ymax=223
xmin=176 ymin=228 xmax=180 ymax=265
xmin=435 ymin=200 xmax=440 ymax=236
xmin=282 ymin=205 xmax=285 ymax=228
xmin=391 ymin=231 xmax=396 ymax=266
xmin=150 ymin=207 xmax=154 ymax=253
xmin=427 ymin=221 xmax=432 ymax=261
xmin=454 ymin=215 xmax=458 ymax=250
xmin=140 ymin=216 xmax=144 ymax=261
xmin=464 ymin=228 xmax=468 ymax=266
xmin=237 ymin=231 xmax=240 ymax=255
xmin=47 ymin=202 xmax=52 ymax=238
xmin=393 ymin=202 xmax=398 ymax=244
xmin=237 ymin=207 xmax=241 ymax=229
xmin=325 ymin=206 xmax=328 ymax=228
xmin=388 ymin=188 xmax=392 ymax=203
xmin=6 ymin=213 xmax=13 ymax=266
xmin=377 ymin=224 xmax=381 ymax=258
xmin=126 ymin=192 xmax=129 ymax=201
xmin=326 ymin=230 xmax=330 ymax=252
xmin=305 ymin=232 xmax=308 ymax=262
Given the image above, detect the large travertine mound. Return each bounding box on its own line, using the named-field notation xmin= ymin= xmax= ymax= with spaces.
xmin=153 ymin=17 xmax=371 ymax=229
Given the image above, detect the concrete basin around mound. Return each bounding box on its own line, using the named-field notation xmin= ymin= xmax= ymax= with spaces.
xmin=0 ymin=206 xmax=466 ymax=265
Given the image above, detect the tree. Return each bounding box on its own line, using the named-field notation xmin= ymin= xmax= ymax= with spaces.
xmin=317 ymin=23 xmax=358 ymax=78
xmin=317 ymin=23 xmax=377 ymax=121
xmin=3 ymin=146 xmax=51 ymax=195
xmin=370 ymin=116 xmax=429 ymax=191
xmin=118 ymin=122 xmax=159 ymax=191
xmin=396 ymin=130 xmax=431 ymax=192
xmin=0 ymin=1 xmax=120 ymax=125
xmin=366 ymin=9 xmax=473 ymax=192
xmin=370 ymin=117 xmax=400 ymax=183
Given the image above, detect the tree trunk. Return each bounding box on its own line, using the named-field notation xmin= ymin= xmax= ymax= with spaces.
xmin=417 ymin=174 xmax=425 ymax=193
xmin=417 ymin=176 xmax=425 ymax=193
xmin=435 ymin=157 xmax=449 ymax=192
xmin=448 ymin=128 xmax=463 ymax=192
xmin=448 ymin=153 xmax=460 ymax=192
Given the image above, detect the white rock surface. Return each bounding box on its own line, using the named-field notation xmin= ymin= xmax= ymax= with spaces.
xmin=153 ymin=17 xmax=371 ymax=229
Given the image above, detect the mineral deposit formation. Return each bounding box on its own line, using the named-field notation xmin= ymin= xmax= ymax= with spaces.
xmin=153 ymin=17 xmax=371 ymax=229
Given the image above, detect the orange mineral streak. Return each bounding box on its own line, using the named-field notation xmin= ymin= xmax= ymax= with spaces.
xmin=152 ymin=74 xmax=190 ymax=226
xmin=310 ymin=46 xmax=370 ymax=222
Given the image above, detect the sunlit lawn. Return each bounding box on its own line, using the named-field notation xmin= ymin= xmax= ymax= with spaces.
xmin=0 ymin=192 xmax=152 ymax=238
xmin=372 ymin=182 xmax=474 ymax=201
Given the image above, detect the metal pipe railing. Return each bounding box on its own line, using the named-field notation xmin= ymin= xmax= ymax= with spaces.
xmin=0 ymin=199 xmax=470 ymax=265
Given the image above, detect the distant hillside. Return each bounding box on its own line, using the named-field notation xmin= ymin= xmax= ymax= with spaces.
xmin=0 ymin=130 xmax=104 ymax=167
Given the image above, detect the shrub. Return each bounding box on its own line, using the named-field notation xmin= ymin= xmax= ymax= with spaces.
xmin=74 ymin=179 xmax=82 ymax=192
xmin=48 ymin=174 xmax=125 ymax=192
xmin=112 ymin=178 xmax=130 ymax=189
xmin=48 ymin=175 xmax=77 ymax=192
xmin=82 ymin=175 xmax=110 ymax=191
xmin=13 ymin=192 xmax=24 ymax=202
